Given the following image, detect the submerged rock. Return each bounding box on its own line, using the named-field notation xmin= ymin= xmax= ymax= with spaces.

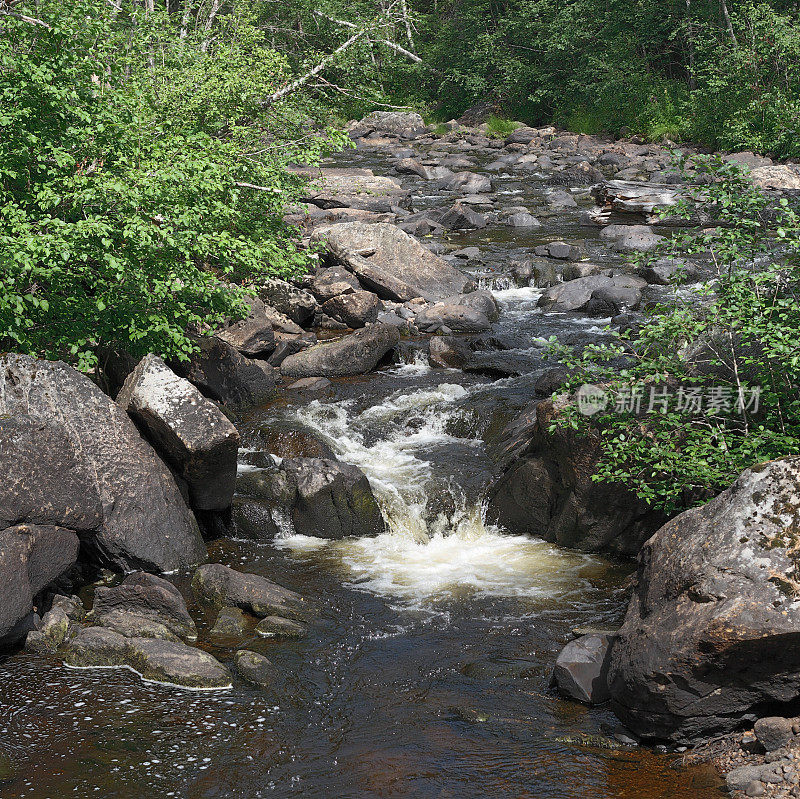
xmin=234 ymin=649 xmax=278 ymax=689
xmin=255 ymin=615 xmax=307 ymax=639
xmin=63 ymin=627 xmax=231 ymax=689
xmin=608 ymin=457 xmax=800 ymax=742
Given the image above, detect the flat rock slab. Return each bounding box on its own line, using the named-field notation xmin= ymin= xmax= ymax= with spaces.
xmin=313 ymin=222 xmax=472 ymax=302
xmin=63 ymin=627 xmax=231 ymax=689
xmin=280 ymin=324 xmax=399 ymax=378
xmin=293 ymin=167 xmax=409 ymax=212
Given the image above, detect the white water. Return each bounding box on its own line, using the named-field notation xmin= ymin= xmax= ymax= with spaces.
xmin=273 ymin=381 xmax=597 ymax=604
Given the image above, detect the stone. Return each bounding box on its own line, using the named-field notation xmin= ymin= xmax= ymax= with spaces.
xmin=750 ymin=164 xmax=800 ymax=191
xmin=754 ymin=717 xmax=795 ymax=752
xmin=215 ymin=296 xmax=275 ymax=357
xmin=445 ymin=171 xmax=492 ymax=194
xmin=313 ymin=221 xmax=472 ymax=302
xmin=117 ymin=355 xmax=240 ymax=511
xmin=192 ymin=563 xmax=306 ymax=619
xmin=293 ymin=165 xmax=409 ymax=212
xmin=209 ymin=606 xmax=249 ymax=641
xmin=349 ymin=111 xmax=426 ymax=139
xmin=534 ymin=241 xmax=578 ymax=261
xmin=172 ymin=336 xmax=277 ymax=410
xmin=286 ymin=377 xmax=332 ymax=394
xmin=584 ymin=286 xmax=642 ymax=316
xmin=428 ymin=336 xmax=471 ymax=369
xmin=280 ymin=324 xmax=399 ymax=378
xmin=309 ymin=266 xmax=360 ymax=303
xmin=538 ymin=275 xmax=614 ymax=312
xmin=39 ymin=606 xmax=71 ymax=648
xmin=236 ymin=465 xmax=297 ymax=507
xmin=487 ymin=396 xmax=666 ymax=556
xmin=415 ymin=304 xmax=491 ymax=333
xmin=0 ymin=355 xmax=204 ymax=574
xmin=234 ymin=649 xmax=278 ymax=689
xmin=258 ymin=278 xmax=317 ymax=325
xmin=442 ymin=290 xmax=499 ymax=321
xmin=608 ymin=457 xmax=800 ymax=742
xmin=282 ymin=457 xmax=386 ymax=539
xmin=395 ymin=158 xmax=438 ymax=180
xmin=553 ymin=634 xmax=613 ymax=704
xmin=254 ymin=615 xmax=307 ymax=639
xmin=611 ymin=230 xmax=665 ymax=253
xmin=440 ymin=201 xmax=487 ymax=230
xmin=63 ymin=627 xmax=231 ymax=689
xmin=321 ymin=290 xmax=382 ymax=328
xmin=505 ymin=211 xmax=541 ymax=228
xmin=51 ymin=594 xmax=85 ymax=622
xmin=91 ymin=572 xmax=197 ymax=642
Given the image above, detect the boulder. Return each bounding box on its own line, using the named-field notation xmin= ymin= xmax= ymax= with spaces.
xmin=534 ymin=241 xmax=578 ymax=261
xmin=445 ymin=171 xmax=492 ymax=194
xmin=754 ymin=717 xmax=795 ymax=752
xmin=321 ymin=290 xmax=382 ymax=328
xmin=63 ymin=627 xmax=231 ymax=689
xmin=505 ymin=211 xmax=541 ymax=228
xmin=608 ymin=457 xmax=800 ymax=742
xmin=173 ymin=336 xmax=277 ymax=410
xmin=90 ymin=572 xmax=197 ymax=642
xmin=429 ymin=336 xmax=472 ymax=369
xmin=415 ymin=304 xmax=492 ymax=333
xmin=442 ymin=290 xmax=500 ymax=321
xmin=349 ymin=111 xmax=426 ymax=139
xmin=749 ymin=164 xmax=800 ymax=191
xmin=293 ymin=166 xmax=410 ymax=212
xmin=209 ymin=606 xmax=249 ymax=642
xmin=583 ymin=286 xmax=642 ymax=316
xmin=234 ymin=649 xmax=278 ymax=689
xmin=282 ymin=458 xmax=385 ymax=539
xmin=553 ymin=633 xmax=613 ymax=704
xmin=258 ymin=278 xmax=317 ymax=325
xmin=309 ymin=266 xmax=360 ymax=303
xmin=611 ymin=230 xmax=665 ymax=253
xmin=395 ymin=158 xmax=437 ymax=180
xmin=0 ymin=355 xmax=205 ymax=573
xmin=117 ymin=355 xmax=240 ymax=511
xmin=538 ymin=275 xmax=645 ymax=313
xmin=313 ymin=222 xmax=472 ymax=302
xmin=192 ymin=563 xmax=306 ymax=619
xmin=215 ymin=296 xmax=275 ymax=358
xmin=486 ymin=396 xmax=666 ymax=556
xmin=280 ymin=324 xmax=399 ymax=378
xmin=440 ymin=201 xmax=487 ymax=230
xmin=255 ymin=615 xmax=307 ymax=639
xmin=0 ymin=524 xmax=79 ymax=643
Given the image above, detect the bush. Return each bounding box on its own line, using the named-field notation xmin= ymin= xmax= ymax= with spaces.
xmin=548 ymin=157 xmax=800 ymax=513
xmin=0 ymin=1 xmax=343 ymax=371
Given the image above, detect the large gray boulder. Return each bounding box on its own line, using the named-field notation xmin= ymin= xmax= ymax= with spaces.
xmin=445 ymin=171 xmax=492 ymax=194
xmin=0 ymin=524 xmax=79 ymax=642
xmin=63 ymin=627 xmax=231 ymax=689
xmin=0 ymin=355 xmax=205 ymax=573
xmin=313 ymin=222 xmax=472 ymax=302
xmin=440 ymin=202 xmax=487 ymax=230
xmin=192 ymin=563 xmax=306 ymax=619
xmin=608 ymin=457 xmax=800 ymax=743
xmin=280 ymin=324 xmax=399 ymax=378
xmin=215 ymin=296 xmax=275 ymax=358
xmin=294 ymin=166 xmax=410 ymax=212
xmin=173 ymin=336 xmax=277 ymax=410
xmin=349 ymin=111 xmax=426 ymax=139
xmin=118 ymin=355 xmax=240 ymax=511
xmin=282 ymin=458 xmax=386 ymax=540
xmin=538 ymin=275 xmax=646 ymax=313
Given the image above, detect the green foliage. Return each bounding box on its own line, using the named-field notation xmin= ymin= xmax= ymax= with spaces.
xmin=0 ymin=0 xmax=343 ymax=370
xmin=484 ymin=116 xmax=520 ymax=138
xmin=548 ymin=157 xmax=800 ymax=513
xmin=400 ymin=0 xmax=800 ymax=156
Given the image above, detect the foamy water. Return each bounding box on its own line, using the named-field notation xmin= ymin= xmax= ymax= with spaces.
xmin=271 ymin=381 xmax=596 ymax=604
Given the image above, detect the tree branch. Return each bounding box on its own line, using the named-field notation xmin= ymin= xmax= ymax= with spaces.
xmin=312 ymin=9 xmax=422 ymax=62
xmin=0 ymin=3 xmax=51 ymax=27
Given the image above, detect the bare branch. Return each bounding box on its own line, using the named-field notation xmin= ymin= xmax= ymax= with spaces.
xmin=312 ymin=9 xmax=422 ymax=62
xmin=0 ymin=3 xmax=51 ymax=27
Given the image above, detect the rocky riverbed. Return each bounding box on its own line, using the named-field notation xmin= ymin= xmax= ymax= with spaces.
xmin=2 ymin=111 xmax=800 ymax=798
